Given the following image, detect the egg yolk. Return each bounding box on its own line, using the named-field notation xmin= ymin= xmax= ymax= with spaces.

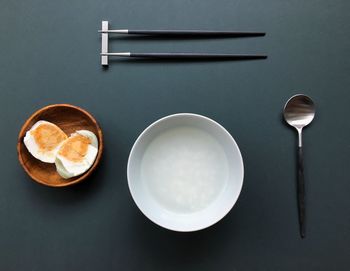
xmin=31 ymin=123 xmax=67 ymax=151
xmin=58 ymin=134 xmax=91 ymax=162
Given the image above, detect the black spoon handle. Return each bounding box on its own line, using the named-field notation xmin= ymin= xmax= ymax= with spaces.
xmin=297 ymin=146 xmax=306 ymax=238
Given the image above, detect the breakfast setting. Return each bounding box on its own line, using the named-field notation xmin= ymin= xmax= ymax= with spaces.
xmin=1 ymin=1 xmax=349 ymax=271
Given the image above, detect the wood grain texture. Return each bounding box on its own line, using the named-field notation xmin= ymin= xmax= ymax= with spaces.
xmin=17 ymin=104 xmax=103 ymax=187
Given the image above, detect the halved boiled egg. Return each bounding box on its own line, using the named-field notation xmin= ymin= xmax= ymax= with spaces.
xmin=23 ymin=120 xmax=68 ymax=163
xmin=55 ymin=130 xmax=98 ymax=179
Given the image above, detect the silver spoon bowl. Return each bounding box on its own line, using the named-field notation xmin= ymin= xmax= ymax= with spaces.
xmin=283 ymin=94 xmax=315 ymax=238
xmin=284 ymin=95 xmax=315 ymax=146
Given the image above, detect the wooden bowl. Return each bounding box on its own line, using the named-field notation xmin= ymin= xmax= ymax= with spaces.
xmin=17 ymin=104 xmax=103 ymax=187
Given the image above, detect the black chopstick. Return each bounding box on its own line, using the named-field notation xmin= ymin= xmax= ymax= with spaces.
xmin=101 ymin=52 xmax=267 ymax=60
xmin=98 ymin=29 xmax=265 ymax=37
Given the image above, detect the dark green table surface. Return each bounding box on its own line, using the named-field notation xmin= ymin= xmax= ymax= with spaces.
xmin=1 ymin=0 xmax=350 ymax=270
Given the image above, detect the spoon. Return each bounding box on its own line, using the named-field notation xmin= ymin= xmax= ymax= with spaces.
xmin=283 ymin=94 xmax=315 ymax=238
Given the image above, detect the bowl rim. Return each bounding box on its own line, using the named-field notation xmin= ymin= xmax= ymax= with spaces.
xmin=127 ymin=113 xmax=244 ymax=232
xmin=17 ymin=104 xmax=103 ymax=187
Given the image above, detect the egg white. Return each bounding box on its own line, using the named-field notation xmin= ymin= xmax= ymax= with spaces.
xmin=23 ymin=120 xmax=67 ymax=163
xmin=55 ymin=130 xmax=98 ymax=179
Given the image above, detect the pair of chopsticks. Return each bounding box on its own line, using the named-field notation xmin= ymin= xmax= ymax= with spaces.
xmin=99 ymin=21 xmax=266 ymax=65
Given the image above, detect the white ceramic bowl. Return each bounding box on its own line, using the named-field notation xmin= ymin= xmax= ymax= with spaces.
xmin=127 ymin=113 xmax=244 ymax=231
